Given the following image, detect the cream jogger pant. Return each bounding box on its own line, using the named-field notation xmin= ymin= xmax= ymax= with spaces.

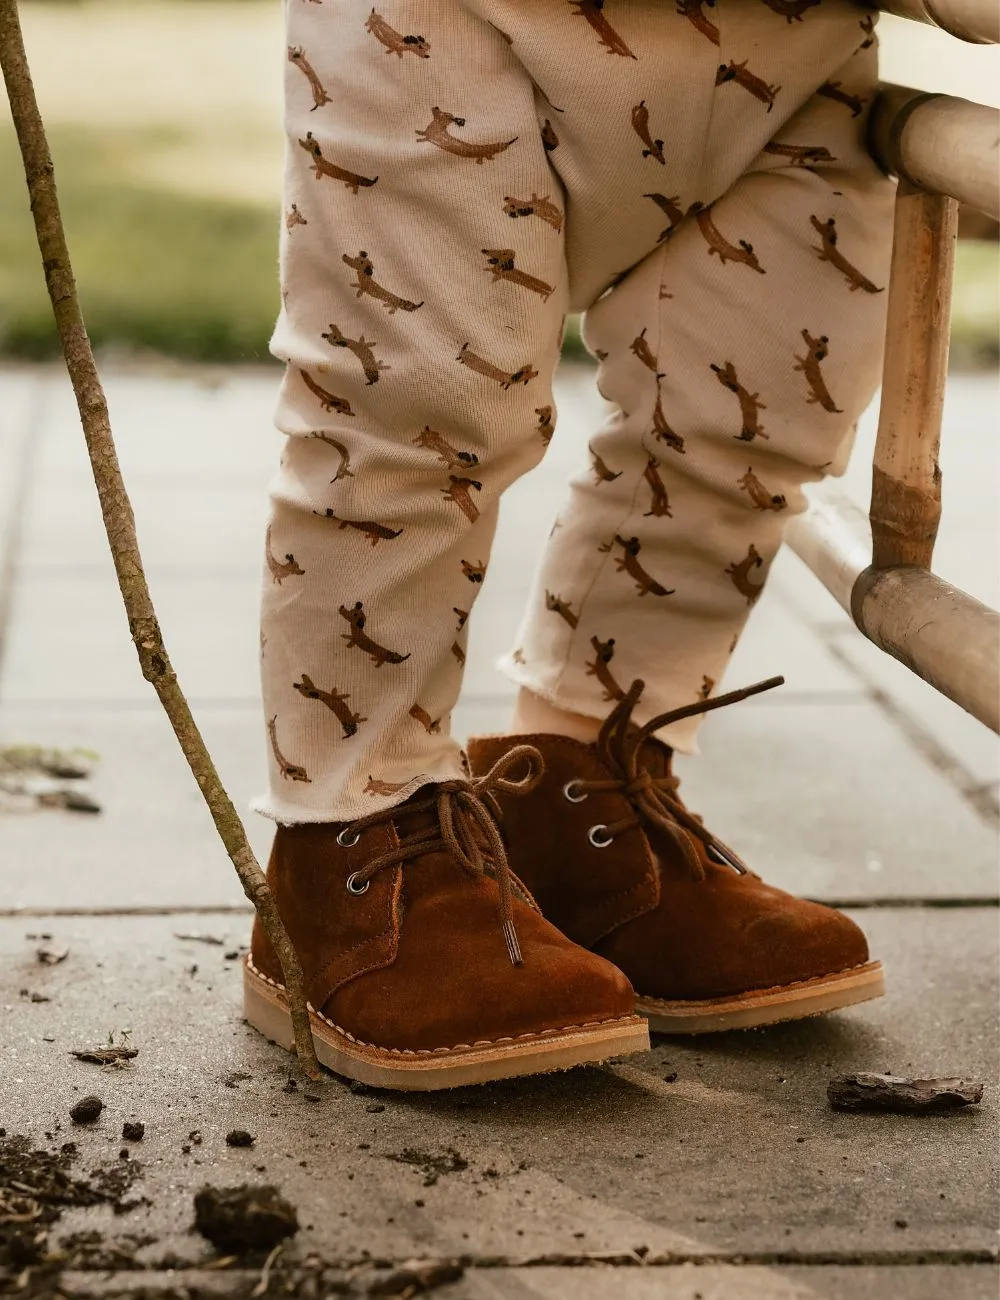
xmin=253 ymin=0 xmax=895 ymax=825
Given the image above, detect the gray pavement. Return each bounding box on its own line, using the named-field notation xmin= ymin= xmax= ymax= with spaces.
xmin=1 ymin=360 xmax=997 ymax=1298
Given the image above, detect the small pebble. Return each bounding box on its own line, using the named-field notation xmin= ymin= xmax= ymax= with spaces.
xmin=895 ymin=1218 xmax=908 ymax=1229
xmin=70 ymin=1096 xmax=103 ymax=1124
xmin=366 ymin=1104 xmax=386 ymax=1114
xmin=663 ymin=1072 xmax=678 ymax=1083
xmin=226 ymin=1129 xmax=255 ymax=1148
xmin=122 ymin=1121 xmax=145 ymax=1141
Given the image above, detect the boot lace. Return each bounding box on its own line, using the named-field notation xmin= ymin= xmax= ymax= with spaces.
xmin=335 ymin=746 xmax=544 ymax=967
xmin=570 ymin=676 xmax=785 ymax=882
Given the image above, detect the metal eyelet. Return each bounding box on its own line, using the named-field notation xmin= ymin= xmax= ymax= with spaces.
xmin=563 ymin=780 xmax=589 ymax=803
xmin=346 ymin=872 xmax=370 ymax=895
xmin=336 ymin=827 xmax=360 ymax=848
xmin=588 ymin=824 xmax=614 ymax=849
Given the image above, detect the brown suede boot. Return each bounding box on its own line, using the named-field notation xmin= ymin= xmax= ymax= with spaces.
xmin=467 ymin=680 xmax=884 ymax=1033
xmin=244 ymin=746 xmax=648 ymax=1088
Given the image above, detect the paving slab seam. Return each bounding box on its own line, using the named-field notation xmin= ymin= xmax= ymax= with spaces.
xmin=0 ymin=372 xmax=45 ymax=679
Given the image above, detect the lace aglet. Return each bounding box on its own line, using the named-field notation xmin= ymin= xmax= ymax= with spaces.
xmin=503 ymin=919 xmax=523 ymax=967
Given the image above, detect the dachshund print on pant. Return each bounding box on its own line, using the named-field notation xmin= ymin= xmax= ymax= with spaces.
xmin=643 ymin=193 xmax=701 ymax=244
xmin=541 ymin=119 xmax=560 ymax=152
xmin=482 ymin=249 xmax=556 ymax=301
xmin=643 ymin=456 xmax=672 ymax=518
xmin=502 ymin=192 xmax=564 ymax=233
xmin=677 ymin=0 xmax=720 ymax=46
xmin=763 ymin=141 xmax=836 ymax=167
xmin=300 ymin=133 xmax=378 ymax=191
xmin=716 ymin=60 xmax=781 ymax=112
xmin=858 ymin=13 xmax=876 ymax=49
xmin=416 ymin=108 xmax=518 ymax=162
xmin=546 ymin=590 xmax=580 ymax=629
xmin=365 ymin=776 xmax=409 ymax=796
xmin=652 ymin=382 xmax=686 ymax=452
xmin=590 ymin=444 xmax=623 ymax=483
xmin=286 ymin=204 xmax=308 ymax=231
xmin=288 ymin=46 xmax=331 ymax=111
xmin=322 ymin=323 xmax=392 ymax=384
xmin=442 ymin=475 xmax=483 ymax=524
xmin=343 ymin=252 xmax=424 ymax=314
xmin=293 ymin=674 xmax=367 ymax=737
xmin=299 ymin=369 xmax=356 ymax=417
xmin=340 ymin=602 xmax=411 ymax=666
xmin=536 ymin=406 xmax=555 ymax=447
xmin=410 ymin=703 xmax=442 ymax=734
xmin=309 ymin=431 xmax=355 ymax=481
xmin=265 ymin=525 xmax=305 ymax=584
xmin=711 ymin=362 xmax=769 ymax=440
xmin=602 ymin=535 xmax=676 ymax=597
xmin=571 ymin=1 xmax=638 ymax=60
xmin=809 ymin=217 xmax=884 ymax=294
xmin=631 ymin=327 xmax=665 ymax=377
xmin=314 ymin=508 xmax=403 ymax=546
xmin=451 ymin=640 xmax=466 ymax=666
xmin=454 ymin=608 xmax=469 ymax=630
xmin=457 ymin=343 xmax=538 ymax=389
xmin=794 ymin=330 xmax=843 ymax=412
xmin=461 ymin=560 xmax=488 ymax=584
xmin=698 ymin=675 xmax=715 ymax=700
xmin=413 ymin=427 xmax=479 ymax=470
xmin=738 ymin=467 xmax=788 ymax=511
xmin=818 ymin=80 xmax=866 ymax=117
xmin=696 ymin=205 xmax=766 ymax=273
xmin=364 ymin=9 xmax=431 ymax=58
xmin=759 ymin=0 xmax=822 ymax=21
xmin=631 ymin=102 xmax=666 ymax=164
xmin=726 ymin=544 xmax=766 ymax=604
xmin=586 ymin=636 xmax=626 ymax=702
xmin=268 ymin=716 xmax=311 ymax=783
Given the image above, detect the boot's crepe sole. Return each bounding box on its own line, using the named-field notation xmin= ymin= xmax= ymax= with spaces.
xmin=635 ymin=961 xmax=885 ymax=1034
xmin=244 ymin=956 xmax=650 ymax=1090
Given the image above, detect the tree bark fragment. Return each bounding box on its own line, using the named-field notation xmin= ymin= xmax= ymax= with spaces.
xmin=828 ymin=1072 xmax=984 ymax=1113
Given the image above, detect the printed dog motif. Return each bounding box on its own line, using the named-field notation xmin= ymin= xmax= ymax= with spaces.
xmin=288 ymin=46 xmax=331 ymax=111
xmin=570 ymin=0 xmax=638 ymax=60
xmin=451 ymin=640 xmax=466 ymax=666
xmin=809 ymin=216 xmax=884 ymax=294
xmin=293 ymin=675 xmax=367 ymax=738
xmin=365 ymin=775 xmax=409 ymax=796
xmin=416 ymin=107 xmax=517 ymax=162
xmin=716 ymin=60 xmax=781 ymax=112
xmin=652 ymin=381 xmax=686 ymax=452
xmin=502 ymin=192 xmax=564 ymax=233
xmin=313 ymin=508 xmax=403 ymax=546
xmin=410 ymin=703 xmax=442 ymax=734
xmin=738 ymin=467 xmax=787 ymax=511
xmin=285 ymin=204 xmax=308 ymax=231
xmin=442 ymin=475 xmax=482 ymax=524
xmin=677 ymin=0 xmax=719 ymax=45
xmin=643 ymin=455 xmax=672 ymax=518
xmin=858 ymin=13 xmax=876 ymax=49
xmin=299 ymin=133 xmax=378 ymax=191
xmin=413 ymin=426 xmax=479 ymax=470
xmin=343 ymin=251 xmax=424 ymax=314
xmin=268 ymin=716 xmax=311 ymax=783
xmin=457 ymin=343 xmax=538 ymax=389
xmin=309 ymin=431 xmax=355 ymax=481
xmin=711 ymin=362 xmax=768 ymax=441
xmin=541 ymin=119 xmax=560 ymax=152
xmin=586 ymin=636 xmax=627 ymax=702
xmin=322 ymin=323 xmax=392 ymax=384
xmin=364 ymin=9 xmax=431 ymax=58
xmin=759 ymin=0 xmax=821 ymax=21
xmin=589 ymin=444 xmax=622 ymax=484
xmin=818 ymin=80 xmax=866 ymax=117
xmin=339 ymin=602 xmax=411 ymax=666
xmin=794 ymin=329 xmax=843 ymax=412
xmin=299 ymin=368 xmax=355 ymax=417
xmin=698 ymin=675 xmax=715 ymax=700
xmin=696 ymin=205 xmax=766 ymax=273
xmin=461 ymin=559 xmax=488 ymax=584
xmin=725 ymin=543 xmax=766 ymax=604
xmin=631 ymin=327 xmax=665 ymax=377
xmin=454 ymin=607 xmax=469 ymax=629
xmin=481 ymin=249 xmax=555 ymax=302
xmin=631 ymin=101 xmax=666 ymax=164
xmin=536 ymin=406 xmax=555 ymax=447
xmin=763 ymin=141 xmax=836 ymax=167
xmin=265 ymin=524 xmax=305 ymax=584
xmin=643 ymin=192 xmax=701 ymax=243
xmin=545 ymin=591 xmax=580 ymax=629
xmin=601 ymin=535 xmax=675 ymax=597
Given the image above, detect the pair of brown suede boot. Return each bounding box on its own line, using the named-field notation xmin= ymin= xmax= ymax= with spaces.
xmin=245 ymin=679 xmax=884 ymax=1090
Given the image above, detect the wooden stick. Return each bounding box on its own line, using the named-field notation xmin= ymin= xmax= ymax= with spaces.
xmin=0 ymin=1 xmax=320 ymax=1081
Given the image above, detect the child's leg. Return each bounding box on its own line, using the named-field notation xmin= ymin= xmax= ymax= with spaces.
xmin=254 ymin=2 xmax=571 ymax=823
xmin=500 ymin=6 xmax=895 ymax=751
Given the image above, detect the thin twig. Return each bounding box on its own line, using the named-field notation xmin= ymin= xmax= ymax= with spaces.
xmin=0 ymin=1 xmax=320 ymax=1081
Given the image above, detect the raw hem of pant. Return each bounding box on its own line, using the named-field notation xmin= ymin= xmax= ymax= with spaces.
xmin=494 ymin=655 xmax=703 ymax=757
xmin=248 ymin=773 xmax=441 ymax=826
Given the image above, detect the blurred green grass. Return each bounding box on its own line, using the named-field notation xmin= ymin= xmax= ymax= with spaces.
xmin=0 ymin=124 xmax=996 ymax=368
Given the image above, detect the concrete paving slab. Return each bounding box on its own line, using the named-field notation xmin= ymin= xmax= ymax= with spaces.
xmin=0 ymin=367 xmax=40 ymax=554
xmin=0 ymin=908 xmax=996 ymax=1269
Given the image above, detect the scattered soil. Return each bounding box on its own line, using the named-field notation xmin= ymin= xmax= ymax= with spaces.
xmin=69 ymin=1097 xmax=104 ymax=1125
xmin=192 ymin=1183 xmax=298 ymax=1254
xmin=387 ymin=1149 xmax=469 ymax=1188
xmin=122 ymin=1122 xmax=145 ymax=1142
xmin=226 ymin=1130 xmax=255 ymax=1149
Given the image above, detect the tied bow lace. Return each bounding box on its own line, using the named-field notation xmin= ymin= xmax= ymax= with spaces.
xmin=578 ymin=675 xmax=785 ymax=881
xmin=336 ymin=746 xmax=544 ymax=967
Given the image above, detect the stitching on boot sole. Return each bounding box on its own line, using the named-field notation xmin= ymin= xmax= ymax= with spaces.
xmin=246 ymin=955 xmax=642 ymax=1057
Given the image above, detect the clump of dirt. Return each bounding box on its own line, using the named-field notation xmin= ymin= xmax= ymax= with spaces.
xmin=387 ymin=1148 xmax=469 ymax=1188
xmin=193 ymin=1183 xmax=299 ymax=1255
xmin=69 ymin=1096 xmax=103 ymax=1124
xmin=225 ymin=1130 xmax=255 ymax=1148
